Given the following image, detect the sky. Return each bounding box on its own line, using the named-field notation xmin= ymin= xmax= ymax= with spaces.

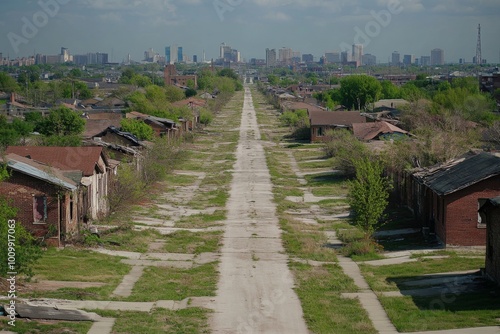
xmin=0 ymin=0 xmax=500 ymax=64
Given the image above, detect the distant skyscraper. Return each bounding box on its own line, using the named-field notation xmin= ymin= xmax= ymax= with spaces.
xmin=403 ymin=54 xmax=415 ymax=66
xmin=193 ymin=55 xmax=198 ymax=63
xmin=352 ymin=44 xmax=363 ymax=66
xmin=341 ymin=51 xmax=350 ymax=64
xmin=391 ymin=51 xmax=400 ymax=66
xmin=362 ymin=54 xmax=377 ymax=66
xmin=266 ymin=48 xmax=277 ymax=67
xmin=325 ymin=52 xmax=340 ymax=64
xmin=178 ymin=47 xmax=183 ymax=63
xmin=420 ymin=56 xmax=431 ymax=66
xmin=220 ymin=43 xmax=232 ymax=62
xmin=165 ymin=45 xmax=179 ymax=64
xmin=302 ymin=54 xmax=314 ymax=63
xmin=279 ymin=47 xmax=293 ymax=64
xmin=431 ymin=48 xmax=445 ymax=65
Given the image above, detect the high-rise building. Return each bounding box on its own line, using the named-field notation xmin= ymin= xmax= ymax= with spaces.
xmin=341 ymin=51 xmax=350 ymax=64
xmin=391 ymin=51 xmax=400 ymax=66
xmin=193 ymin=55 xmax=198 ymax=63
xmin=302 ymin=54 xmax=314 ymax=63
xmin=362 ymin=54 xmax=377 ymax=66
xmin=431 ymin=48 xmax=445 ymax=66
xmin=352 ymin=44 xmax=363 ymax=66
xmin=403 ymin=54 xmax=415 ymax=66
xmin=325 ymin=52 xmax=340 ymax=63
xmin=279 ymin=47 xmax=293 ymax=64
xmin=266 ymin=48 xmax=277 ymax=67
xmin=420 ymin=56 xmax=431 ymax=66
xmin=178 ymin=47 xmax=183 ymax=63
xmin=165 ymin=45 xmax=179 ymax=64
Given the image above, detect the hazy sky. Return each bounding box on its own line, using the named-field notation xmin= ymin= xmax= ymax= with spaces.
xmin=1 ymin=0 xmax=500 ymax=64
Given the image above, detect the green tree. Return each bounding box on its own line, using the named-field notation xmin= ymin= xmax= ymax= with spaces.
xmin=348 ymin=158 xmax=392 ymax=237
xmin=339 ymin=75 xmax=382 ymax=110
xmin=120 ymin=118 xmax=154 ymax=141
xmin=39 ymin=106 xmax=86 ymax=136
xmin=0 ymin=197 xmax=42 ymax=278
xmin=324 ymin=129 xmax=372 ymax=175
xmin=380 ymin=80 xmax=401 ymax=99
xmin=199 ymin=108 xmax=214 ymax=126
xmin=164 ymin=85 xmax=185 ymax=102
xmin=0 ymin=72 xmax=19 ymax=92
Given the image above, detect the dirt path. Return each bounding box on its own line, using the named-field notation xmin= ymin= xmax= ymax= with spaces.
xmin=209 ymin=86 xmax=309 ymax=333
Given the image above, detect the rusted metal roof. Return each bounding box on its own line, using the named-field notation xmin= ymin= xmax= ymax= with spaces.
xmin=3 ymin=153 xmax=78 ymax=190
xmin=6 ymin=146 xmax=105 ymax=177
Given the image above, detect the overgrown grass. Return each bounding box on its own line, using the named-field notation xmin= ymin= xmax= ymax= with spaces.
xmin=175 ymin=210 xmax=226 ymax=229
xmin=280 ymin=217 xmax=337 ymax=262
xmin=93 ymin=308 xmax=211 ymax=334
xmin=127 ymin=263 xmax=218 ymax=302
xmin=380 ymin=290 xmax=500 ymax=332
xmin=0 ymin=319 xmax=92 ymax=333
xmin=23 ymin=247 xmax=130 ymax=300
xmin=163 ymin=230 xmax=222 ymax=254
xmin=98 ymin=226 xmax=162 ymax=253
xmin=360 ymin=257 xmax=486 ymax=292
xmin=290 ymin=261 xmax=377 ymax=334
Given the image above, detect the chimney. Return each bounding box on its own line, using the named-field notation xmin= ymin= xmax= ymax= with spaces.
xmin=10 ymin=92 xmax=15 ymax=104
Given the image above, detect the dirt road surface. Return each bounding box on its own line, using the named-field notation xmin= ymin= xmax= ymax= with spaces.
xmin=210 ymin=86 xmax=309 ymax=334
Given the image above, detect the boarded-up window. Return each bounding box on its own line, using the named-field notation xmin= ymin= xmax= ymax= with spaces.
xmin=33 ymin=196 xmax=47 ymax=223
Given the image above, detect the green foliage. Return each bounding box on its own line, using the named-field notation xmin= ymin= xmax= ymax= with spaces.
xmin=218 ymin=68 xmax=239 ymax=80
xmin=0 ymin=72 xmax=19 ymax=92
xmin=339 ymin=75 xmax=382 ymax=110
xmin=199 ymin=108 xmax=214 ymax=126
xmin=381 ymin=80 xmax=401 ymax=99
xmin=0 ymin=198 xmax=42 ymax=278
xmin=38 ymin=135 xmax=83 ymax=147
xmin=185 ymin=88 xmax=197 ymax=98
xmin=120 ymin=118 xmax=154 ymax=141
xmin=348 ymin=158 xmax=392 ymax=237
xmin=38 ymin=106 xmax=86 ymax=136
xmin=324 ymin=129 xmax=372 ymax=175
xmin=279 ymin=109 xmax=309 ymax=128
xmin=164 ymin=85 xmax=185 ymax=102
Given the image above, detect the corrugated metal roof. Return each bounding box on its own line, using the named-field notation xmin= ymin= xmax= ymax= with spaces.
xmin=418 ymin=153 xmax=500 ymax=196
xmin=4 ymin=154 xmax=77 ymax=190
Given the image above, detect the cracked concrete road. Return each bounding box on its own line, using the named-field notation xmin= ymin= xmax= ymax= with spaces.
xmin=209 ymin=86 xmax=309 ymax=334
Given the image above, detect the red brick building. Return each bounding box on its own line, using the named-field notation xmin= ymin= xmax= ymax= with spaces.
xmin=164 ymin=64 xmax=197 ymax=88
xmin=0 ymin=154 xmax=80 ymax=246
xmin=411 ymin=153 xmax=500 ymax=246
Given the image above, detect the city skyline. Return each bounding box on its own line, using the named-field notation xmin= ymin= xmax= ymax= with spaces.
xmin=1 ymin=1 xmax=500 ymax=64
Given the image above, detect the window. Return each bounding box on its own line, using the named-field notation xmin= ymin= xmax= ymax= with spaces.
xmin=317 ymin=127 xmax=324 ymax=137
xmin=33 ymin=196 xmax=47 ymax=223
xmin=70 ymin=196 xmax=74 ymax=222
xmin=478 ymin=198 xmax=488 ymax=227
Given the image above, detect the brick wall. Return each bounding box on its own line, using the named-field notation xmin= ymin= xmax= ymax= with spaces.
xmin=0 ymin=171 xmax=72 ymax=245
xmin=444 ymin=176 xmax=500 ymax=246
